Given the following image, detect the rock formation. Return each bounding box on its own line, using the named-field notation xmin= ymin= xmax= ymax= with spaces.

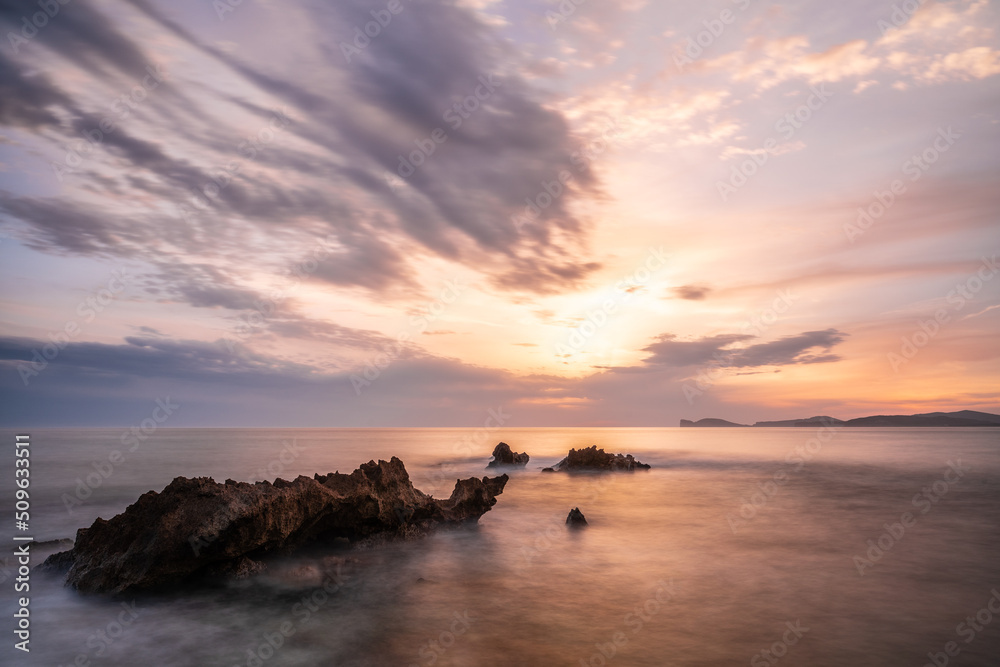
xmin=566 ymin=507 xmax=588 ymax=527
xmin=486 ymin=442 xmax=530 ymax=468
xmin=553 ymin=446 xmax=650 ymax=471
xmin=40 ymin=457 xmax=507 ymax=595
xmin=679 ymin=418 xmax=748 ymax=427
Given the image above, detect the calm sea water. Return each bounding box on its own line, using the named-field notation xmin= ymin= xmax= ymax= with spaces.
xmin=2 ymin=427 xmax=999 ymax=666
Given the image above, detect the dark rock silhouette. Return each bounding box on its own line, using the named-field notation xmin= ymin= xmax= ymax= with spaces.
xmin=541 ymin=467 xmax=555 ymax=473
xmin=679 ymin=418 xmax=748 ymax=427
xmin=553 ymin=446 xmax=650 ymax=471
xmin=753 ymin=416 xmax=844 ymax=427
xmin=684 ymin=410 xmax=1000 ymax=428
xmin=41 ymin=457 xmax=508 ymax=595
xmin=566 ymin=508 xmax=588 ymax=527
xmin=486 ymin=442 xmax=529 ymax=468
xmin=844 ymin=414 xmax=1000 ymax=427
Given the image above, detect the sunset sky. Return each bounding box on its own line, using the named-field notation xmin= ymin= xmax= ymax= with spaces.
xmin=1 ymin=0 xmax=998 ymax=426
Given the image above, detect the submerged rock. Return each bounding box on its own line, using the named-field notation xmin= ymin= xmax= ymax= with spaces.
xmin=553 ymin=446 xmax=650 ymax=471
xmin=486 ymin=442 xmax=530 ymax=468
xmin=566 ymin=508 xmax=588 ymax=527
xmin=41 ymin=457 xmax=507 ymax=595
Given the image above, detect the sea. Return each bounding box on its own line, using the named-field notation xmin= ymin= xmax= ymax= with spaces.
xmin=1 ymin=427 xmax=999 ymax=666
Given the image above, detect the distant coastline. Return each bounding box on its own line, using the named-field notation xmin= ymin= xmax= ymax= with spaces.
xmin=680 ymin=410 xmax=1000 ymax=428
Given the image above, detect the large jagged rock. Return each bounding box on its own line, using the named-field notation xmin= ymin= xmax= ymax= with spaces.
xmin=553 ymin=446 xmax=650 ymax=471
xmin=486 ymin=442 xmax=529 ymax=468
xmin=41 ymin=457 xmax=507 ymax=595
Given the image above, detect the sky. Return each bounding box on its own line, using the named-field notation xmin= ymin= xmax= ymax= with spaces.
xmin=0 ymin=0 xmax=998 ymax=427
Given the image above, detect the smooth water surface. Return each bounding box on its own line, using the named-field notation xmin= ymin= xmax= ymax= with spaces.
xmin=1 ymin=427 xmax=998 ymax=666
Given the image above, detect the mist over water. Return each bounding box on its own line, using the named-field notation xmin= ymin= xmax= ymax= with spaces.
xmin=2 ymin=428 xmax=999 ymax=666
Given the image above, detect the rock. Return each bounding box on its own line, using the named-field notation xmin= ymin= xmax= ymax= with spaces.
xmin=679 ymin=418 xmax=748 ymax=427
xmin=486 ymin=442 xmax=529 ymax=468
xmin=36 ymin=548 xmax=75 ymax=575
xmin=566 ymin=507 xmax=588 ymax=527
xmin=41 ymin=457 xmax=508 ymax=595
xmin=553 ymin=446 xmax=650 ymax=471
xmin=541 ymin=468 xmax=555 ymax=473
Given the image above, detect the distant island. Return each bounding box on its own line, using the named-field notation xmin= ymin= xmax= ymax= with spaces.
xmin=680 ymin=410 xmax=1000 ymax=428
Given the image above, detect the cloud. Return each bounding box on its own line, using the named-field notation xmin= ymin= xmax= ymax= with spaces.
xmin=671 ymin=284 xmax=712 ymax=300
xmin=147 ymin=262 xmax=267 ymax=311
xmin=0 ymin=335 xmax=315 ymax=387
xmin=690 ymin=0 xmax=1000 ymax=92
xmin=0 ymin=1 xmax=152 ymax=80
xmin=731 ymin=328 xmax=846 ymax=367
xmin=641 ymin=329 xmax=847 ymax=368
xmin=0 ymin=0 xmax=607 ymax=305
xmin=0 ymin=55 xmax=71 ymax=128
xmin=1 ymin=330 xmax=728 ymax=428
xmin=919 ymin=46 xmax=1000 ymax=82
xmin=0 ymin=194 xmax=132 ymax=255
xmin=263 ymin=316 xmax=414 ymax=355
xmin=0 ymin=333 xmax=567 ymax=426
xmin=640 ymin=333 xmax=754 ymax=368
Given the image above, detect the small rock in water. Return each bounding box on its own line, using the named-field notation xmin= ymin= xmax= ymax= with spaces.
xmin=487 ymin=442 xmax=530 ymax=468
xmin=566 ymin=507 xmax=588 ymax=527
xmin=541 ymin=467 xmax=555 ymax=473
xmin=553 ymin=446 xmax=650 ymax=471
